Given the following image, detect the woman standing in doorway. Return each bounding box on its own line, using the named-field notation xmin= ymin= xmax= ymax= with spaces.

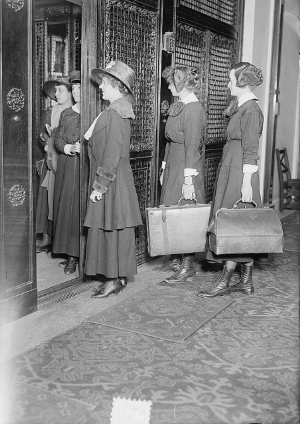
xmin=84 ymin=61 xmax=142 ymax=298
xmin=52 ymin=71 xmax=81 ymax=275
xmin=36 ymin=76 xmax=74 ymax=253
xmin=160 ymin=65 xmax=206 ymax=283
xmin=198 ymin=62 xmax=264 ymax=298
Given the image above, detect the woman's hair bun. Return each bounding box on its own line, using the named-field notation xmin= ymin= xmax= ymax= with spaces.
xmin=232 ymin=62 xmax=264 ymax=88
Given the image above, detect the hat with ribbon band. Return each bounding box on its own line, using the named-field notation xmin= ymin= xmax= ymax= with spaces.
xmin=91 ymin=60 xmax=136 ymax=99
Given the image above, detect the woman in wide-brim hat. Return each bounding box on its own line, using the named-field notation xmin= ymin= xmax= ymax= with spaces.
xmin=52 ymin=71 xmax=81 ymax=275
xmin=36 ymin=75 xmax=74 ymax=253
xmin=83 ymin=60 xmax=142 ymax=298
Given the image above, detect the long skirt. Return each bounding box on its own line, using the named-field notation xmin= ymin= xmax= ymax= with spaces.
xmin=84 ymin=227 xmax=137 ymax=278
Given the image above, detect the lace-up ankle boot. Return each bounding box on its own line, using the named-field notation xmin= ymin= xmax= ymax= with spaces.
xmin=165 ymin=254 xmax=196 ymax=283
xmin=230 ymin=263 xmax=254 ymax=294
xmin=169 ymin=254 xmax=182 ymax=272
xmin=197 ymin=266 xmax=233 ymax=297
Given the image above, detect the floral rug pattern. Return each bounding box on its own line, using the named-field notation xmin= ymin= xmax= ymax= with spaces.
xmin=2 ymin=212 xmax=299 ymax=424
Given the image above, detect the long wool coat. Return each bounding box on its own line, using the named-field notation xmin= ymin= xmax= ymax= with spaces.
xmin=52 ymin=106 xmax=80 ymax=257
xmin=207 ymin=99 xmax=264 ymax=263
xmin=160 ymin=101 xmax=207 ymax=206
xmin=84 ymin=98 xmax=142 ymax=231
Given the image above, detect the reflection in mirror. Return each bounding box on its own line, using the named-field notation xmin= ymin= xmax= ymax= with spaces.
xmin=47 ymin=21 xmax=69 ymax=78
xmin=34 ymin=2 xmax=82 ymax=294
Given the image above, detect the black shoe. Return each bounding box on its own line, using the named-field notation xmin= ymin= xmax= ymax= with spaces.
xmin=64 ymin=256 xmax=78 ymax=275
xmin=230 ymin=263 xmax=254 ymax=294
xmin=36 ymin=243 xmax=51 ymax=253
xmin=119 ymin=277 xmax=127 ymax=287
xmin=91 ymin=278 xmax=124 ymax=298
xmin=165 ymin=254 xmax=195 ymax=283
xmin=197 ymin=266 xmax=233 ymax=297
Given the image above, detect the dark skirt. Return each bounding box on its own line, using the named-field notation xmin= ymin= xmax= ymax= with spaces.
xmin=160 ymin=142 xmax=206 ymax=206
xmin=52 ymin=154 xmax=80 ymax=257
xmin=36 ymin=159 xmax=52 ymax=236
xmin=84 ymin=227 xmax=137 ymax=278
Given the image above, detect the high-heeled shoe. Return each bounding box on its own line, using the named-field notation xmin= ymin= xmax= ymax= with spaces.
xmin=91 ymin=278 xmax=124 ymax=298
xmin=36 ymin=243 xmax=51 ymax=253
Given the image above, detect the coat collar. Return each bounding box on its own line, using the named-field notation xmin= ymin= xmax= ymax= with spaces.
xmin=106 ymin=97 xmax=135 ymax=119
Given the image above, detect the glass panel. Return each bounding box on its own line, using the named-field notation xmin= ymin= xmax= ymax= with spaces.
xmin=47 ymin=20 xmax=69 ymax=78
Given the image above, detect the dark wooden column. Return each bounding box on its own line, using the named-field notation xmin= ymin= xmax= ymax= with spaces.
xmin=155 ymin=0 xmax=176 ymax=205
xmin=0 ymin=0 xmax=36 ymax=324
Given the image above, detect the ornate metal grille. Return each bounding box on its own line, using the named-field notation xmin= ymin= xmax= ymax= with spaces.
xmin=72 ymin=17 xmax=81 ymax=71
xmin=174 ymin=23 xmax=208 ymax=106
xmin=206 ymin=33 xmax=236 ymax=145
xmin=105 ymin=0 xmax=158 ymax=264
xmin=105 ymin=0 xmax=157 ymax=152
xmin=131 ymin=155 xmax=152 ymax=263
xmin=35 ymin=21 xmax=46 ymax=138
xmin=179 ymin=0 xmax=237 ymax=26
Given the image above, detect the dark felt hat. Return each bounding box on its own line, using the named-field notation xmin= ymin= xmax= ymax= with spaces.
xmin=91 ymin=60 xmax=136 ymax=99
xmin=43 ymin=76 xmax=71 ymax=101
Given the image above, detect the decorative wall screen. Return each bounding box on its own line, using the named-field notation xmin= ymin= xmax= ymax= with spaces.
xmin=104 ymin=0 xmax=159 ymax=263
xmin=176 ymin=1 xmax=240 ymax=201
xmin=179 ymin=0 xmax=237 ymax=26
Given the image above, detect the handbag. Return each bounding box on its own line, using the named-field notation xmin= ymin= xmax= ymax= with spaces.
xmin=208 ymin=199 xmax=284 ymax=255
xmin=146 ymin=198 xmax=211 ymax=256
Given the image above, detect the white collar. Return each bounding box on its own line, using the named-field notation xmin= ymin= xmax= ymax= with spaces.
xmin=238 ymin=92 xmax=258 ymax=107
xmin=72 ymin=103 xmax=80 ymax=113
xmin=181 ymin=92 xmax=199 ymax=105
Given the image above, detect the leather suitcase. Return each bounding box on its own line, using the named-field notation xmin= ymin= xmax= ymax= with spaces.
xmin=208 ymin=199 xmax=284 ymax=255
xmin=146 ymin=200 xmax=211 ymax=257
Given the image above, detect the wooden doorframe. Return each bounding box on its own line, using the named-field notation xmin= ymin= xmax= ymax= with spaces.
xmin=0 ymin=0 xmax=37 ymax=325
xmin=79 ymin=0 xmax=98 ymax=277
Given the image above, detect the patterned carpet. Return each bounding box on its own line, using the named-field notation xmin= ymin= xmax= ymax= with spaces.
xmin=87 ymin=286 xmax=233 ymax=342
xmin=1 ymin=212 xmax=299 ymax=424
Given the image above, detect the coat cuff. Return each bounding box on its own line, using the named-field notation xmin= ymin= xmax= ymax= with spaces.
xmin=243 ymin=164 xmax=258 ymax=174
xmin=92 ymin=181 xmax=108 ymax=194
xmin=184 ymin=168 xmax=199 ymax=177
xmin=96 ymin=166 xmax=116 ymax=181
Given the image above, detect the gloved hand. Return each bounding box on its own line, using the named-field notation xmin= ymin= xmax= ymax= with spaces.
xmin=64 ymin=144 xmax=76 ymax=156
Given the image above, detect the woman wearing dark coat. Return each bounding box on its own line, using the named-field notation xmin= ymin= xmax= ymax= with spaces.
xmin=84 ymin=60 xmax=142 ymax=298
xmin=198 ymin=62 xmax=264 ymax=298
xmin=52 ymin=71 xmax=81 ymax=275
xmin=160 ymin=65 xmax=206 ymax=283
xmin=36 ymin=77 xmax=74 ymax=253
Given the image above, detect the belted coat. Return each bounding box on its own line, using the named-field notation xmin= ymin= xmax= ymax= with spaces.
xmin=84 ymin=98 xmax=142 ymax=231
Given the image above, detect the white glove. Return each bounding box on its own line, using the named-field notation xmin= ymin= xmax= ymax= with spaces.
xmin=64 ymin=144 xmax=76 ymax=156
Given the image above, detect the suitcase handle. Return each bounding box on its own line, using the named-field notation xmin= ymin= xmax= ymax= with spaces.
xmin=232 ymin=198 xmax=258 ymax=208
xmin=160 ymin=197 xmax=199 ymax=222
xmin=177 ymin=197 xmax=198 ymax=205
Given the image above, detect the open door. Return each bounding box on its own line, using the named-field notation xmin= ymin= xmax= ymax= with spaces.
xmin=0 ymin=0 xmax=36 ymax=324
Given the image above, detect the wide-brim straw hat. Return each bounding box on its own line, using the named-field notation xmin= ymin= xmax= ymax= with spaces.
xmin=43 ymin=76 xmax=72 ymax=101
xmin=91 ymin=60 xmax=136 ymax=99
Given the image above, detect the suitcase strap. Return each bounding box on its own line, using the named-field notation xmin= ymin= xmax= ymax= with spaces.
xmin=161 ymin=205 xmax=170 ymax=254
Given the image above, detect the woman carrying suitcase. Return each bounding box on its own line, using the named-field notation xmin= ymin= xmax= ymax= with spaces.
xmin=160 ymin=65 xmax=206 ymax=283
xmin=197 ymin=62 xmax=264 ymax=298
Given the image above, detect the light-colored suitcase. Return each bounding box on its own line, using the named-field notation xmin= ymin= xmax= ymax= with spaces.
xmin=146 ymin=201 xmax=211 ymax=256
